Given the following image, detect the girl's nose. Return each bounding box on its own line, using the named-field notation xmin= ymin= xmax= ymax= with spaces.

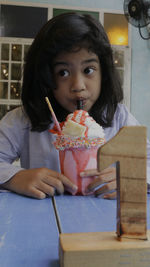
xmin=70 ymin=75 xmax=86 ymax=93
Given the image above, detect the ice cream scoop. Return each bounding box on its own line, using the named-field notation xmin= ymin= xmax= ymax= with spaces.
xmin=62 ymin=110 xmax=105 ymax=139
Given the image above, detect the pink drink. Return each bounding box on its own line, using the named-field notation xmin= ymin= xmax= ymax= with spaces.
xmin=50 ymin=110 xmax=105 ymax=195
xmin=59 ymin=146 xmax=98 ymax=195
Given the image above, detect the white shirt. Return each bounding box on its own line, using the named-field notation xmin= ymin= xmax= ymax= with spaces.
xmin=0 ymin=104 xmax=150 ymax=185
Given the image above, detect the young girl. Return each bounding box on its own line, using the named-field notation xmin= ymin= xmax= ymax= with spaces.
xmin=0 ymin=12 xmax=150 ymax=199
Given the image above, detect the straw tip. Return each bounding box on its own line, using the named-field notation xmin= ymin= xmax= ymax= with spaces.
xmin=45 ymin=96 xmax=49 ymax=102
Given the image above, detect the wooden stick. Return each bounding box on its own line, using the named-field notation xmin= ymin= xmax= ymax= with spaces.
xmin=45 ymin=97 xmax=61 ymax=133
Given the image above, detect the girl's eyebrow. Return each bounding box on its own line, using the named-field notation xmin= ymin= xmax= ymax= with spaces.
xmin=53 ymin=61 xmax=68 ymax=67
xmin=83 ymin=58 xmax=99 ymax=64
xmin=82 ymin=58 xmax=99 ymax=65
xmin=53 ymin=58 xmax=99 ymax=67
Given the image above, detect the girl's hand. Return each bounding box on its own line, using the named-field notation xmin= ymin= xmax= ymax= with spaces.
xmin=2 ymin=168 xmax=78 ymax=199
xmin=80 ymin=167 xmax=116 ymax=199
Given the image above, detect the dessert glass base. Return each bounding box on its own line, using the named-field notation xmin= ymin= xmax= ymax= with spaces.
xmin=59 ymin=147 xmax=98 ymax=195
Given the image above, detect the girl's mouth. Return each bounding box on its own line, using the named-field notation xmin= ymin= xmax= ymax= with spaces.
xmin=77 ymin=99 xmax=84 ymax=110
xmin=74 ymin=98 xmax=87 ymax=107
xmin=70 ymin=98 xmax=88 ymax=112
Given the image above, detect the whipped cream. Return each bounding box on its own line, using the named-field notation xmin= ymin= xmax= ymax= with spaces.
xmin=62 ymin=110 xmax=105 ymax=139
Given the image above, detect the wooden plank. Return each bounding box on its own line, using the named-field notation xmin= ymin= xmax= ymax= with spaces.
xmin=97 ymin=126 xmax=147 ymax=239
xmin=0 ymin=192 xmax=59 ymax=267
xmin=59 ymin=230 xmax=150 ymax=267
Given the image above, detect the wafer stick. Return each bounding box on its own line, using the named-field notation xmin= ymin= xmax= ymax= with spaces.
xmin=45 ymin=97 xmax=61 ymax=133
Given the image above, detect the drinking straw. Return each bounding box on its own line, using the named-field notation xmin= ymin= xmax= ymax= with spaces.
xmin=45 ymin=97 xmax=62 ymax=133
xmin=77 ymin=99 xmax=83 ymax=110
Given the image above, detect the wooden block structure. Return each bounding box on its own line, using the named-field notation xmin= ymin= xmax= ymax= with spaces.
xmin=60 ymin=231 xmax=150 ymax=267
xmin=59 ymin=126 xmax=149 ymax=267
xmin=98 ymin=126 xmax=147 ymax=240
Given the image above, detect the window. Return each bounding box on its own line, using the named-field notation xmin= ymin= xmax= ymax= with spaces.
xmin=0 ymin=38 xmax=32 ymax=119
xmin=112 ymin=46 xmax=131 ymax=108
xmin=104 ymin=13 xmax=128 ymax=46
xmin=0 ymin=4 xmax=48 ymax=119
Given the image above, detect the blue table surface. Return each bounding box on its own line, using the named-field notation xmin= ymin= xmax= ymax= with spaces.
xmin=0 ymin=193 xmax=59 ymax=267
xmin=0 ymin=192 xmax=150 ymax=267
xmin=54 ymin=194 xmax=150 ymax=233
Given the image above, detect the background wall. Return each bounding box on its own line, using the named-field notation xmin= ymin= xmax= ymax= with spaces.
xmin=2 ymin=0 xmax=150 ymax=139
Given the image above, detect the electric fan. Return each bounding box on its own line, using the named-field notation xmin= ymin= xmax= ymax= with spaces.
xmin=124 ymin=0 xmax=150 ymax=39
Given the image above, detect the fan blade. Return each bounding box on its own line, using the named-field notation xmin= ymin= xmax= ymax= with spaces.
xmin=124 ymin=0 xmax=150 ymax=28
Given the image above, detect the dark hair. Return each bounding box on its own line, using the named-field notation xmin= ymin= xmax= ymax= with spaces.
xmin=21 ymin=12 xmax=123 ymax=132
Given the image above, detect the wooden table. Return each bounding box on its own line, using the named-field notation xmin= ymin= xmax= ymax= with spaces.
xmin=0 ymin=192 xmax=150 ymax=267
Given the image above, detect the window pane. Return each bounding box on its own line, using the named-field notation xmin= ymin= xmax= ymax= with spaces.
xmin=113 ymin=50 xmax=124 ymax=68
xmin=1 ymin=43 xmax=9 ymax=60
xmin=24 ymin=45 xmax=30 ymax=61
xmin=10 ymin=82 xmax=21 ymax=99
xmin=0 ymin=82 xmax=8 ymax=98
xmin=104 ymin=13 xmax=128 ymax=46
xmin=1 ymin=63 xmax=9 ymax=80
xmin=11 ymin=63 xmax=22 ymax=80
xmin=11 ymin=44 xmax=22 ymax=61
xmin=1 ymin=5 xmax=48 ymax=38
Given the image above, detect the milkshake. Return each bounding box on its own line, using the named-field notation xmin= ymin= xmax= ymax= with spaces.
xmin=50 ymin=110 xmax=105 ymax=195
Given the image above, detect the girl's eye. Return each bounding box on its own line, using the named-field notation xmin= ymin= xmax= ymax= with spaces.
xmin=84 ymin=67 xmax=94 ymax=75
xmin=58 ymin=69 xmax=69 ymax=77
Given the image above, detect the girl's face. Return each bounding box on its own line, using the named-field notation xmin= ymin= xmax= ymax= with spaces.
xmin=53 ymin=48 xmax=101 ymax=112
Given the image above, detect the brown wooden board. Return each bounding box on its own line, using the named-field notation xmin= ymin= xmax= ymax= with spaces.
xmin=97 ymin=126 xmax=147 ymax=239
xmin=60 ymin=231 xmax=150 ymax=267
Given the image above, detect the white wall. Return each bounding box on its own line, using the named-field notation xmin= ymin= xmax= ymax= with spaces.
xmin=3 ymin=0 xmax=150 ymax=139
xmin=131 ymin=27 xmax=150 ymax=139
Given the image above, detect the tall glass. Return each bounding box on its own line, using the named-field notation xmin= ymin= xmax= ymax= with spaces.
xmin=59 ymin=146 xmax=99 ymax=195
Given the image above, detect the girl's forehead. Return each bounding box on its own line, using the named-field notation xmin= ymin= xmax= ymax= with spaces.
xmin=54 ymin=47 xmax=98 ymax=61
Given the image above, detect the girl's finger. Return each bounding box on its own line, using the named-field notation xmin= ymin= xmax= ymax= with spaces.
xmin=37 ymin=180 xmax=58 ymax=196
xmin=25 ymin=187 xmax=46 ymax=199
xmin=45 ymin=170 xmax=78 ymax=193
xmin=57 ymin=173 xmax=78 ymax=194
xmin=94 ymin=180 xmax=116 ymax=196
xmin=80 ymin=169 xmax=101 ymax=177
xmin=98 ymin=167 xmax=116 ymax=175
xmin=43 ymin=176 xmax=64 ymax=194
xmin=103 ymin=191 xmax=116 ymax=199
xmin=86 ymin=175 xmax=116 ymax=193
xmin=80 ymin=167 xmax=116 ymax=178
